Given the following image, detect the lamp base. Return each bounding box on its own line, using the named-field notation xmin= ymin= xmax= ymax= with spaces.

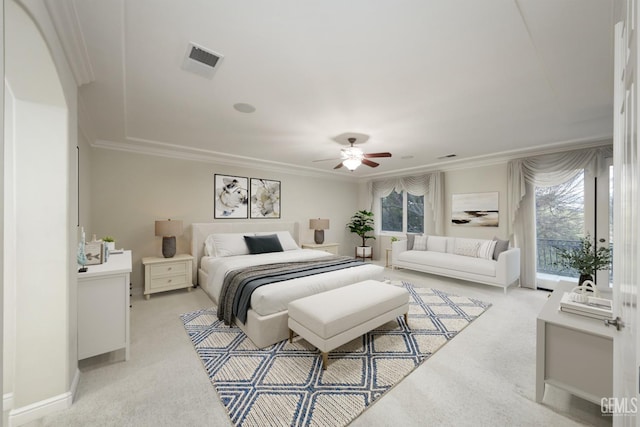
xmin=314 ymin=230 xmax=325 ymax=244
xmin=162 ymin=236 xmax=177 ymax=258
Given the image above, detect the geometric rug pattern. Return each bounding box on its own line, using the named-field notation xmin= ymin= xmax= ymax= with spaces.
xmin=181 ymin=282 xmax=491 ymax=427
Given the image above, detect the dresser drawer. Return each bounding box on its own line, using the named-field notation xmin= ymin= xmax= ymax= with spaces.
xmin=149 ymin=262 xmax=187 ymax=277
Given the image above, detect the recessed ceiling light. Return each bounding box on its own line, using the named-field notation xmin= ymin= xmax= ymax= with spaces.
xmin=401 ymin=155 xmax=414 ymax=160
xmin=233 ymin=103 xmax=256 ymax=113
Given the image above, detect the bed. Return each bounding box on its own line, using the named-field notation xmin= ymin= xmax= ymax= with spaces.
xmin=191 ymin=222 xmax=384 ymax=348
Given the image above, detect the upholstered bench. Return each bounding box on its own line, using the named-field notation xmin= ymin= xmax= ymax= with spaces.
xmin=288 ymin=280 xmax=410 ymax=369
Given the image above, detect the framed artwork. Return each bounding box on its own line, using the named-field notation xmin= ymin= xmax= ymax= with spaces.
xmin=214 ymin=174 xmax=249 ymax=218
xmin=451 ymin=192 xmax=499 ymax=227
xmin=84 ymin=242 xmax=103 ymax=265
xmin=250 ymin=178 xmax=281 ymax=218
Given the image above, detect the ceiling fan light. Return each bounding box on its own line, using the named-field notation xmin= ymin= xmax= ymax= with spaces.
xmin=343 ymin=158 xmax=361 ymax=171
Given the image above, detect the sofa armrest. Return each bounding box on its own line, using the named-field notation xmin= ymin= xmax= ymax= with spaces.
xmin=495 ymin=247 xmax=520 ymax=285
xmin=391 ymin=239 xmax=408 ymax=265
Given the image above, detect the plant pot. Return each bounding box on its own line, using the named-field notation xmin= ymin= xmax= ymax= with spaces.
xmin=356 ymin=246 xmax=372 ymax=259
xmin=105 ymin=242 xmax=115 ymax=252
xmin=578 ymin=274 xmax=593 ymax=286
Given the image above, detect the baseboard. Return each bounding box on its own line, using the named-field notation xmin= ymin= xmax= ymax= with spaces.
xmin=7 ymin=373 xmax=78 ymax=427
xmin=3 ymin=392 xmax=14 ymax=412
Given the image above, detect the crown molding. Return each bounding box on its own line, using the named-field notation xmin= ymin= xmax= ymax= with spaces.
xmin=92 ymin=137 xmax=354 ymax=182
xmin=44 ymin=0 xmax=95 ymax=87
xmin=91 ymin=132 xmax=612 ymax=185
xmin=355 ymin=134 xmax=613 ymax=183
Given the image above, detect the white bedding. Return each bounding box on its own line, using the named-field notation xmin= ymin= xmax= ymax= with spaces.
xmin=202 ymin=249 xmax=384 ymax=317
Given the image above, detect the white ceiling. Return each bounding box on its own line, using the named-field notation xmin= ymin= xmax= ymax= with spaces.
xmin=50 ymin=0 xmax=614 ymax=178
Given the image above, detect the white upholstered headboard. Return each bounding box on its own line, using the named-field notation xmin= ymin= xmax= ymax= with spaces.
xmin=190 ymin=222 xmax=300 ymax=284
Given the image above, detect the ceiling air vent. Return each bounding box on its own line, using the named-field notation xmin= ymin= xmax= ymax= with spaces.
xmin=181 ymin=42 xmax=224 ymax=79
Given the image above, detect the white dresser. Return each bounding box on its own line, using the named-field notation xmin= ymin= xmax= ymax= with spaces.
xmin=78 ymin=250 xmax=132 ymax=361
xmin=536 ymin=281 xmax=614 ymax=404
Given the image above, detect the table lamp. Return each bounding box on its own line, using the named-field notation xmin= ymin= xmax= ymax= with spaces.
xmin=155 ymin=219 xmax=183 ymax=258
xmin=309 ymin=218 xmax=330 ymax=244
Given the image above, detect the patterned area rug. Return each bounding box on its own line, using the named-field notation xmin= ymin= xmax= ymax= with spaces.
xmin=180 ymin=282 xmax=491 ymax=427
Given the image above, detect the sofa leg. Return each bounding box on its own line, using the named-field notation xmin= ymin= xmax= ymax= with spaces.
xmin=321 ymin=352 xmax=328 ymax=370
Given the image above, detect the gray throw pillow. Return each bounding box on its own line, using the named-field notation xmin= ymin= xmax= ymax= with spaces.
xmin=492 ymin=237 xmax=509 ymax=261
xmin=406 ymin=233 xmax=420 ymax=250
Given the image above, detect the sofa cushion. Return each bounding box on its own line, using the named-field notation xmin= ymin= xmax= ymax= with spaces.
xmin=398 ymin=250 xmax=496 ymax=277
xmin=427 ymin=236 xmax=448 ymax=253
xmin=413 ymin=235 xmax=428 ymax=251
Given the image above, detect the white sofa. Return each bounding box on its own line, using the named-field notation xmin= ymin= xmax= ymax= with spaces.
xmin=391 ymin=235 xmax=520 ymax=293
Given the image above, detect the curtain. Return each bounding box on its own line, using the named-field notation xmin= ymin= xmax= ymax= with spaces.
xmin=368 ymin=171 xmax=444 ymax=235
xmin=507 ymin=146 xmax=613 ymax=289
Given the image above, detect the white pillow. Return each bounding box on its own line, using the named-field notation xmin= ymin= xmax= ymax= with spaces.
xmin=477 ymin=240 xmax=497 ymax=260
xmin=256 ymin=231 xmax=299 ymax=251
xmin=454 ymin=241 xmax=480 ymax=257
xmin=413 ymin=235 xmax=428 ymax=251
xmin=204 ymin=233 xmax=251 ymax=257
xmin=426 ymin=236 xmax=448 ymax=253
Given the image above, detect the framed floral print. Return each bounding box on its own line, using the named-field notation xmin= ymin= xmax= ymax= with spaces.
xmin=214 ymin=174 xmax=249 ymax=218
xmin=250 ymin=178 xmax=281 ymax=218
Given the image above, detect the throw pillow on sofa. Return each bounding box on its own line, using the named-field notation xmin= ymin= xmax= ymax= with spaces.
xmin=477 ymin=240 xmax=497 ymax=260
xmin=454 ymin=240 xmax=480 ymax=257
xmin=413 ymin=235 xmax=428 ymax=251
xmin=492 ymin=237 xmax=510 ymax=260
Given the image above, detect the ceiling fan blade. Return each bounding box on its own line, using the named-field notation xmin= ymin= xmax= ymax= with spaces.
xmin=362 ymin=159 xmax=380 ymax=168
xmin=333 ymin=162 xmax=344 ymax=169
xmin=363 ymin=152 xmax=392 ymax=158
xmin=313 ymin=157 xmax=341 ymax=162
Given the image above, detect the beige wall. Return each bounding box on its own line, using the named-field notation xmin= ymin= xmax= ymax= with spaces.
xmin=444 ymin=163 xmax=509 ymax=239
xmin=88 ymin=149 xmax=360 ymax=292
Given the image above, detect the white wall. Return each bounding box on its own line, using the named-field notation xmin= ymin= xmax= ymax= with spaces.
xmin=4 ymin=0 xmax=78 ymax=421
xmin=88 ymin=148 xmax=360 ymax=292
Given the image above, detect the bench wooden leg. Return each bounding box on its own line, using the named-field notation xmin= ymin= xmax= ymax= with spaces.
xmin=289 ymin=328 xmax=293 ymax=343
xmin=321 ymin=352 xmax=328 ymax=370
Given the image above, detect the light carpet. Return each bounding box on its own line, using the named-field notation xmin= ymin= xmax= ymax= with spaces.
xmin=180 ymin=282 xmax=491 ymax=427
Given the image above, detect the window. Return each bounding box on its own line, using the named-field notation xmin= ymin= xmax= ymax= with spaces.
xmin=381 ymin=190 xmax=424 ymax=234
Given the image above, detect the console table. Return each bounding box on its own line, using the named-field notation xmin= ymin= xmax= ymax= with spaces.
xmin=536 ymin=281 xmax=614 ymax=404
xmin=78 ymin=250 xmax=132 ymax=360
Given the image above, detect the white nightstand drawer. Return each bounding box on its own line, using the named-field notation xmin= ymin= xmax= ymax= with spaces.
xmin=149 ymin=274 xmax=188 ymax=290
xmin=149 ymin=262 xmax=187 ymax=277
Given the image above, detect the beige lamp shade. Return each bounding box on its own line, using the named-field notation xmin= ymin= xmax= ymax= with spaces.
xmin=309 ymin=218 xmax=330 ymax=230
xmin=155 ymin=219 xmax=183 ymax=237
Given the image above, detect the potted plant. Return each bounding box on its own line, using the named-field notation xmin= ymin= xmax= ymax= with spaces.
xmin=347 ymin=210 xmax=376 ymax=259
xmin=102 ymin=236 xmax=116 ymax=252
xmin=554 ymin=234 xmax=612 ymax=285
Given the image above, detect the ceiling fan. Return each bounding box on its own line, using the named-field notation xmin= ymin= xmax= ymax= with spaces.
xmin=315 ymin=137 xmax=392 ymax=171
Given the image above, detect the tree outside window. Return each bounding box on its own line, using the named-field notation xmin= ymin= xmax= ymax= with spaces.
xmin=381 ymin=190 xmax=424 ymax=234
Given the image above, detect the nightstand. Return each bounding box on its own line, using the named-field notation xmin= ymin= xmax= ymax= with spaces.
xmin=142 ymin=254 xmax=194 ymax=299
xmin=301 ymin=242 xmax=340 ymax=255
